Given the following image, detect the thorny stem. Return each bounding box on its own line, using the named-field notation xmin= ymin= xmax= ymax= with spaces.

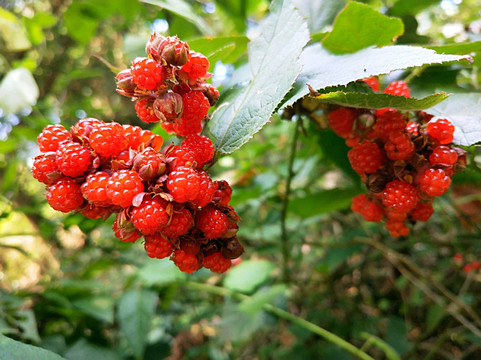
xmin=184 ymin=281 xmax=376 ymax=360
xmin=280 ymin=117 xmax=301 ymax=283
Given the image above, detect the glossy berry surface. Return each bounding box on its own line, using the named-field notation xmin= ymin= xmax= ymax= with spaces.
xmin=131 ymin=57 xmax=164 ymax=90
xmin=144 ymin=233 xmax=173 ymax=259
xmin=37 ymin=125 xmax=72 ymax=152
xmin=81 ymin=171 xmax=111 ymax=206
xmin=107 ymin=170 xmax=144 ymax=208
xmin=55 ymin=141 xmax=91 ymax=177
xmin=130 ymin=195 xmax=169 ymax=235
xmin=419 ymin=168 xmax=451 ymax=197
xmin=196 ymin=206 xmax=229 ymax=239
xmin=382 ymin=180 xmax=419 ymax=213
xmin=348 ymin=140 xmax=383 ymax=175
xmin=46 ymin=178 xmax=84 ymax=213
xmin=166 ymin=167 xmax=200 ymax=203
xmin=203 ymin=252 xmax=231 ymax=273
xmin=328 ymin=107 xmax=357 ymax=139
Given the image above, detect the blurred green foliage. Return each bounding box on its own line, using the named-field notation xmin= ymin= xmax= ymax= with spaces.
xmin=1 ymin=0 xmax=481 ymax=359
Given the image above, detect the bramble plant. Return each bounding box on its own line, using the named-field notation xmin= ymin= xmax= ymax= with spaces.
xmin=2 ymin=0 xmax=481 ymax=359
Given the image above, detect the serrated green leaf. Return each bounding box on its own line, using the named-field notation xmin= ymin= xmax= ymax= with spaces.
xmin=284 ymin=44 xmax=470 ymax=107
xmin=427 ymin=93 xmax=481 ymax=146
xmin=209 ymin=0 xmax=309 ymax=154
xmin=117 ymin=290 xmax=157 ymax=360
xmin=140 ymin=0 xmax=213 ymax=35
xmin=314 ymin=91 xmax=449 ymax=110
xmin=223 ymin=260 xmax=275 ymax=293
xmin=322 ymin=2 xmax=404 ymax=54
xmin=288 ymin=187 xmax=361 ymax=218
xmin=293 ymin=0 xmax=346 ymax=33
xmin=0 ymin=334 xmax=66 ymax=360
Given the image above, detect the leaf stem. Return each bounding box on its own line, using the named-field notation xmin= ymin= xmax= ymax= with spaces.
xmin=184 ymin=281 xmax=375 ymax=360
xmin=280 ymin=118 xmax=301 ymax=283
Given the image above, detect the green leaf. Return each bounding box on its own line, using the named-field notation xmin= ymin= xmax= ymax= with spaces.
xmin=136 ymin=258 xmax=186 ymax=286
xmin=209 ymin=0 xmax=309 ymax=154
xmin=314 ymin=91 xmax=449 ymax=110
xmin=389 ymin=0 xmax=440 ymax=16
xmin=322 ymin=2 xmax=404 ymax=54
xmin=0 ymin=334 xmax=66 ymax=360
xmin=223 ymin=260 xmax=275 ymax=293
xmin=0 ymin=8 xmax=31 ymax=51
xmin=284 ymin=44 xmax=471 ymax=107
xmin=288 ymin=187 xmax=361 ymax=218
xmin=427 ymin=93 xmax=481 ymax=146
xmin=63 ymin=2 xmax=102 ymax=45
xmin=428 ymin=41 xmax=481 ymax=66
xmin=63 ymin=339 xmax=119 ymax=360
xmin=187 ymin=36 xmax=249 ymax=71
xmin=72 ymin=296 xmax=114 ymax=323
xmin=293 ymin=0 xmax=346 ymax=33
xmin=426 ymin=304 xmax=445 ymax=333
xmin=238 ymin=285 xmax=287 ymax=315
xmin=117 ymin=290 xmax=157 ymax=360
xmin=140 ymin=0 xmax=213 ymax=35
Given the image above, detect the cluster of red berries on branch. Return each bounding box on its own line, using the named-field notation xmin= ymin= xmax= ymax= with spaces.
xmin=115 ymin=33 xmax=219 ymax=137
xmin=33 ymin=118 xmax=243 ymax=274
xmin=328 ymin=78 xmax=466 ymax=237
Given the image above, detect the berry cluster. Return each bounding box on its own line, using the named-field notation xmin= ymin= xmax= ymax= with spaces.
xmin=33 ymin=118 xmax=243 ymax=273
xmin=116 ymin=33 xmax=219 ymax=137
xmin=328 ymin=78 xmax=466 ymax=237
xmin=453 ymin=253 xmax=481 ymax=274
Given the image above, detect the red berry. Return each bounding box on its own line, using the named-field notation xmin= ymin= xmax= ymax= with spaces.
xmin=348 ymin=140 xmax=383 ymax=175
xmin=384 ymin=80 xmax=410 ymax=97
xmin=174 ymin=91 xmax=210 ymax=137
xmin=328 ymin=107 xmax=357 ymax=139
xmin=203 ymin=252 xmax=231 ymax=273
xmin=81 ymin=171 xmax=111 ymax=206
xmin=130 ymin=57 xmax=164 ymax=90
xmin=426 ymin=118 xmax=455 ymax=145
xmin=409 ymin=201 xmax=434 ymax=222
xmin=144 ymin=233 xmax=173 ymax=259
xmin=382 ymin=180 xmax=418 ymax=213
xmin=89 ymin=122 xmax=128 ymax=158
xmin=130 ymin=195 xmax=169 ymax=235
xmin=362 ymin=77 xmax=380 ymax=92
xmin=166 ymin=167 xmax=200 ymax=203
xmin=213 ymin=180 xmax=232 ymax=206
xmin=71 ymin=118 xmax=102 ymax=139
xmin=385 ymin=219 xmax=410 ymax=237
xmin=374 ymin=110 xmax=407 ymax=140
xmin=80 ymin=203 xmax=111 ymax=220
xmin=195 ymin=205 xmax=229 ymax=239
xmin=107 ymin=170 xmax=144 ymax=208
xmin=181 ymin=134 xmax=214 ymax=167
xmin=405 ymin=121 xmax=419 ymax=136
xmin=135 ymin=98 xmax=160 ymax=123
xmin=429 ymin=145 xmax=458 ymax=166
xmin=419 ymin=168 xmax=451 ymax=197
xmin=351 ymin=194 xmax=368 ymax=213
xmin=113 ymin=218 xmax=141 ymax=243
xmin=46 ymin=178 xmax=84 ymax=212
xmin=180 ymin=52 xmax=209 ymax=80
xmin=32 ymin=153 xmax=61 ymax=185
xmin=161 ymin=207 xmax=193 ymax=239
xmin=361 ymin=200 xmax=383 ymax=222
xmin=166 ymin=145 xmax=196 ymax=170
xmin=172 ymin=249 xmax=199 ymax=273
xmin=384 ymin=131 xmax=414 ymax=161
xmin=37 ymin=124 xmax=72 ymax=152
xmin=55 ymin=141 xmax=92 ymax=178
xmin=192 ymin=171 xmax=218 ymax=207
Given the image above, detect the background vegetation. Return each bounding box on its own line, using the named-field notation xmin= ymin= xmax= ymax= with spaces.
xmin=1 ymin=0 xmax=481 ymax=359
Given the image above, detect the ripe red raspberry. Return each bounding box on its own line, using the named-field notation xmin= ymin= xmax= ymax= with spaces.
xmin=80 ymin=203 xmax=111 ymax=220
xmin=362 ymin=77 xmax=380 ymax=92
xmin=213 ymin=180 xmax=232 ymax=206
xmin=348 ymin=140 xmax=383 ymax=175
xmin=122 ymin=125 xmax=163 ymax=151
xmin=130 ymin=195 xmax=169 ymax=235
xmin=385 ymin=208 xmax=407 ymax=221
xmin=71 ymin=118 xmax=102 ymax=139
xmin=180 ymin=52 xmax=209 ymax=80
xmin=192 ymin=171 xmax=218 ymax=207
xmin=410 ymin=201 xmax=434 ymax=222
xmin=46 ymin=178 xmax=84 ymax=212
xmin=32 ymin=153 xmax=61 ymax=185
xmin=37 ymin=125 xmax=72 ymax=152
xmin=203 ymin=252 xmax=231 ymax=273
xmin=89 ymin=122 xmax=128 ymax=158
xmin=382 ymin=180 xmax=419 ymax=213
xmin=130 ymin=57 xmax=164 ymax=90
xmin=173 ymin=91 xmax=210 ymax=137
xmin=132 ymin=148 xmax=166 ymax=181
xmin=360 ymin=200 xmax=383 ymax=222
xmin=419 ymin=168 xmax=451 ymax=197
xmin=328 ymin=107 xmax=357 ymax=139
xmin=161 ymin=121 xmax=175 ymax=134
xmin=181 ymin=135 xmax=215 ymax=167
xmin=166 ymin=145 xmax=196 ymax=170
xmin=429 ymin=145 xmax=458 ymax=166
xmin=144 ymin=233 xmax=173 ymax=259
xmin=172 ymin=249 xmax=199 ymax=273
xmin=384 ymin=80 xmax=411 ymax=97
xmin=107 ymin=170 xmax=144 ymax=208
xmin=426 ymin=119 xmax=455 ymax=144
xmin=384 ymin=131 xmax=414 ymax=161
xmin=373 ymin=111 xmax=407 ymax=140
xmin=135 ymin=98 xmax=160 ymax=123
xmin=166 ymin=167 xmax=200 ymax=203
xmin=113 ymin=218 xmax=141 ymax=243
xmin=81 ymin=171 xmax=111 ymax=206
xmin=161 ymin=207 xmax=193 ymax=239
xmin=55 ymin=141 xmax=91 ymax=178
xmin=195 ymin=205 xmax=229 ymax=239
xmin=351 ymin=194 xmax=368 ymax=213
xmin=385 ymin=219 xmax=410 ymax=237
xmin=405 ymin=121 xmax=419 ymax=136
